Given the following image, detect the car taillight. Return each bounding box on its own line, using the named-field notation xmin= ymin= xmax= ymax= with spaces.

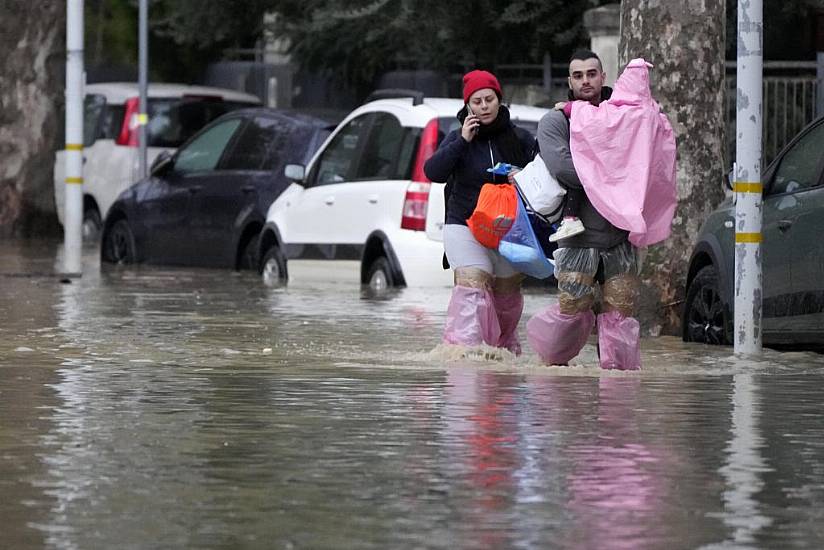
xmin=402 ymin=119 xmax=439 ymax=231
xmin=115 ymin=97 xmax=140 ymax=147
xmin=401 ymin=181 xmax=431 ymax=231
xmin=410 ymin=118 xmax=438 ymax=183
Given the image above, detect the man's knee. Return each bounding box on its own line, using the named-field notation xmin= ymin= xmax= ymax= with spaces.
xmin=602 ymin=274 xmax=640 ymax=317
xmin=556 ymin=271 xmax=595 ymax=314
xmin=558 ymin=291 xmax=595 ymax=314
xmin=454 ymin=267 xmax=493 ymax=289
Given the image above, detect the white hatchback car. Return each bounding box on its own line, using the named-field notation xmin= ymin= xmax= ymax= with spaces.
xmin=258 ymin=92 xmax=548 ymax=289
xmin=54 ymin=82 xmax=260 ymax=240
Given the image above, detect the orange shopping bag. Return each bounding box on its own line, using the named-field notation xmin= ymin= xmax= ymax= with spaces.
xmin=466 ymin=183 xmax=518 ymax=249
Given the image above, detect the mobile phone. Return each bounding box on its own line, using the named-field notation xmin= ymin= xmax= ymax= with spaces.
xmin=466 ymin=103 xmax=478 ymax=133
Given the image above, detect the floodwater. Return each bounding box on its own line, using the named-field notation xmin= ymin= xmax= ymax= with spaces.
xmin=2 ymin=240 xmax=824 ymax=549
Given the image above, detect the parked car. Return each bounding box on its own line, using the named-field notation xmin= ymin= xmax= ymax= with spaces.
xmin=257 ymin=91 xmax=548 ymax=289
xmin=99 ymin=108 xmax=336 ymax=269
xmin=683 ymin=115 xmax=824 ymax=347
xmin=54 ymin=82 xmax=261 ymax=240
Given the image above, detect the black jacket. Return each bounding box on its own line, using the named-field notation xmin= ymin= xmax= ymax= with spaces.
xmin=424 ymin=119 xmax=534 ymax=226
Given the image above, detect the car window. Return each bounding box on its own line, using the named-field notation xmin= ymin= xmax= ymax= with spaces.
xmin=100 ymin=104 xmax=125 ymax=140
xmin=146 ymin=99 xmax=254 ymax=148
xmin=174 ymin=118 xmax=242 ymax=173
xmin=289 ymin=126 xmax=328 ymax=167
xmin=312 ymin=115 xmax=370 ymax=186
xmin=354 ymin=113 xmax=412 ymax=180
xmin=83 ymin=94 xmax=106 ymax=147
xmin=222 ymin=116 xmax=308 ymax=171
xmin=770 ymin=122 xmax=824 ymax=195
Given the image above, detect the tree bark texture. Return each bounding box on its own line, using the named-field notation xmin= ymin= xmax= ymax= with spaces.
xmin=619 ymin=0 xmax=727 ymax=336
xmin=0 ymin=1 xmax=65 ymax=238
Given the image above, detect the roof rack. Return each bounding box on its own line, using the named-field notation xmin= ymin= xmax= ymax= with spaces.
xmin=363 ymin=88 xmax=425 ymax=106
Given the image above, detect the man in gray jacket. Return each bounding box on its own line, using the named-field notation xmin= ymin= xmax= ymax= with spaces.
xmin=526 ymin=50 xmax=641 ymax=370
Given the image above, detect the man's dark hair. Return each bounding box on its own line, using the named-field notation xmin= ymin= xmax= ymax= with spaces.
xmin=569 ymin=49 xmax=602 ymax=68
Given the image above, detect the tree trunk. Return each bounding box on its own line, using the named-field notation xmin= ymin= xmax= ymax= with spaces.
xmin=619 ymin=0 xmax=727 ymax=336
xmin=0 ymin=1 xmax=65 ymax=238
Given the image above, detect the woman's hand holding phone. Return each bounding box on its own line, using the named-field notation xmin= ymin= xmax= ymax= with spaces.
xmin=461 ymin=104 xmax=479 ymax=142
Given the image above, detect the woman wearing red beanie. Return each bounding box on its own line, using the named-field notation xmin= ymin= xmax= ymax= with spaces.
xmin=424 ymin=70 xmax=535 ymax=356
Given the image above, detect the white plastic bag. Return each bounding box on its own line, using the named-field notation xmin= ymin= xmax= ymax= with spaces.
xmin=513 ymin=153 xmax=566 ymax=221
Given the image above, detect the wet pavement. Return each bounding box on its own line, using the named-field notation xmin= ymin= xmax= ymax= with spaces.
xmin=2 ymin=239 xmax=824 ymax=549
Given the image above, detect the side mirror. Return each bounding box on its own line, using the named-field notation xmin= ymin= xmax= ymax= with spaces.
xmin=284 ymin=163 xmax=306 ymax=183
xmin=150 ymin=150 xmax=174 ymax=177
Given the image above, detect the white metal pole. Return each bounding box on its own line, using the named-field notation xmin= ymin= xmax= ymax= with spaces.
xmin=64 ymin=0 xmax=84 ymax=274
xmin=138 ymin=0 xmax=148 ymax=179
xmin=734 ymin=0 xmax=763 ymax=354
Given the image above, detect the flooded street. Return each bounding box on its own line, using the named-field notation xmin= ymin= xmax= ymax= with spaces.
xmin=2 ymin=239 xmax=824 ymax=549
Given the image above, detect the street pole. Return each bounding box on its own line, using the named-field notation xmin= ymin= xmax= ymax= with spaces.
xmin=138 ymin=0 xmax=148 ymax=179
xmin=734 ymin=0 xmax=763 ymax=354
xmin=64 ymin=0 xmax=84 ymax=275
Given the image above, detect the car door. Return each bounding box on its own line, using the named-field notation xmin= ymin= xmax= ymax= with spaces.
xmin=138 ymin=117 xmax=243 ymax=264
xmin=762 ymin=119 xmax=824 ymax=336
xmin=186 ymin=115 xmax=283 ymax=267
xmin=331 ymin=110 xmax=419 ymax=246
xmin=277 ymin=113 xmax=373 ymax=259
xmin=54 ymin=93 xmax=107 ymax=225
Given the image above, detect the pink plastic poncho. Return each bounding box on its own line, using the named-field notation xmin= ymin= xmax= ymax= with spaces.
xmin=569 ymin=58 xmax=677 ymax=247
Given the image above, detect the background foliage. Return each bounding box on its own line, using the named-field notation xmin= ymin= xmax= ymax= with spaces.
xmin=88 ymin=0 xmax=820 ymax=95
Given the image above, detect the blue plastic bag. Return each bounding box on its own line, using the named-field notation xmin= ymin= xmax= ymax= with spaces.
xmin=498 ymin=195 xmax=555 ymax=279
xmin=486 ymin=162 xmax=519 ymax=176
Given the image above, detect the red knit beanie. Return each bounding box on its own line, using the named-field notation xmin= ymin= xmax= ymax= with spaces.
xmin=462 ymin=70 xmax=502 ymax=103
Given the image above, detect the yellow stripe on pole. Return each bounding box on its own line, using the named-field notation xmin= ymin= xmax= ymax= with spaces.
xmin=734 ymin=182 xmax=763 ymax=193
xmin=65 ymin=177 xmax=84 ymax=184
xmin=735 ymin=232 xmax=762 ymax=243
xmin=66 ymin=143 xmax=83 ymax=151
xmin=138 ymin=113 xmax=149 ymax=125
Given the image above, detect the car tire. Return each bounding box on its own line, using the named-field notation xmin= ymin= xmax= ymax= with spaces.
xmin=683 ymin=264 xmax=732 ymax=345
xmin=366 ymin=257 xmax=394 ymax=291
xmin=260 ymin=244 xmax=288 ymax=287
xmin=101 ymin=219 xmax=137 ymax=265
xmin=82 ymin=207 xmax=102 ymax=242
xmin=239 ymin=235 xmax=259 ymax=271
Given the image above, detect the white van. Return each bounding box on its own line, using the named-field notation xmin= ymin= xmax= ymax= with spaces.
xmin=53 ymin=82 xmax=260 ymax=239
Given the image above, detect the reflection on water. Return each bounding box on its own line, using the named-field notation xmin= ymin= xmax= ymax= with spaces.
xmin=2 ymin=240 xmax=824 ymax=548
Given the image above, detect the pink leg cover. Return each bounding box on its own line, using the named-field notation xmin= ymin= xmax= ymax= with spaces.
xmin=443 ymin=286 xmax=501 ymax=347
xmin=493 ymin=292 xmax=524 ymax=355
xmin=597 ymin=311 xmax=641 ymax=370
xmin=526 ymin=303 xmax=595 ymax=365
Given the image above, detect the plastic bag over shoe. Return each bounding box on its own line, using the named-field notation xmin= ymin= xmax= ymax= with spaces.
xmin=597 ymin=311 xmax=641 ymax=370
xmin=527 ymin=304 xmax=595 ymax=365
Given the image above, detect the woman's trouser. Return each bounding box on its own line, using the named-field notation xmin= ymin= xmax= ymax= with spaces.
xmin=442 ymin=224 xmax=524 ymax=354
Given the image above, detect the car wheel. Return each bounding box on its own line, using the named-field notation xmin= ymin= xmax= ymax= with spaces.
xmin=683 ymin=265 xmax=731 ymax=345
xmin=82 ymin=208 xmax=102 ymax=242
xmin=101 ymin=219 xmax=137 ymax=264
xmin=238 ymin=235 xmax=259 ymax=271
xmin=260 ymin=245 xmax=288 ymax=287
xmin=366 ymin=257 xmax=394 ymax=291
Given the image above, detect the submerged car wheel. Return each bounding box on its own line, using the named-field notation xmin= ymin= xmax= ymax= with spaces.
xmin=261 ymin=245 xmax=288 ymax=287
xmin=683 ymin=265 xmax=731 ymax=345
xmin=366 ymin=257 xmax=394 ymax=291
xmin=101 ymin=219 xmax=137 ymax=265
xmin=238 ymin=235 xmax=260 ymax=271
